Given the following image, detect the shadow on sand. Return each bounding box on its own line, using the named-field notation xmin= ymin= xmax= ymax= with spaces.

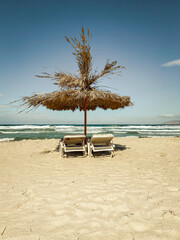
xmin=90 ymin=144 xmax=127 ymax=158
xmin=114 ymin=144 xmax=127 ymax=151
xmin=41 ymin=144 xmax=128 ymax=158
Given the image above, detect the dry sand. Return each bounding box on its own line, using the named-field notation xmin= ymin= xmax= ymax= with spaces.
xmin=0 ymin=137 xmax=180 ymax=240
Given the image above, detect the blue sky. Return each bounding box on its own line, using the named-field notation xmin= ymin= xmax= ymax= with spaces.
xmin=0 ymin=0 xmax=180 ymax=124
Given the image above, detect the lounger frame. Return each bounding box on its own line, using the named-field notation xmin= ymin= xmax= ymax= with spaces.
xmin=59 ymin=135 xmax=86 ymax=158
xmin=88 ymin=134 xmax=115 ymax=157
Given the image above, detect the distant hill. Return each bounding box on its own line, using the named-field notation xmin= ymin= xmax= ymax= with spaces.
xmin=164 ymin=120 xmax=180 ymax=125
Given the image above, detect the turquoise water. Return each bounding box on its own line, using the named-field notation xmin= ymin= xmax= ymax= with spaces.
xmin=0 ymin=124 xmax=180 ymax=141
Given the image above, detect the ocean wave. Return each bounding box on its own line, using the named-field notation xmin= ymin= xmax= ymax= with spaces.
xmin=112 ymin=125 xmax=180 ymax=130
xmin=55 ymin=125 xmax=76 ymax=129
xmin=7 ymin=128 xmax=178 ymax=134
xmin=0 ymin=125 xmax=51 ymax=130
xmin=142 ymin=132 xmax=180 ymax=135
xmin=135 ymin=129 xmax=179 ymax=133
xmin=55 ymin=128 xmax=81 ymax=132
xmin=0 ymin=138 xmax=15 ymax=142
xmin=0 ymin=124 xmax=180 ymax=140
xmin=1 ymin=124 xmax=180 ymax=131
xmin=123 ymin=136 xmax=139 ymax=138
xmin=0 ymin=131 xmax=56 ymax=134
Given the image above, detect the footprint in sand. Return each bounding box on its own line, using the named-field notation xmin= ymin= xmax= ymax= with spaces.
xmin=158 ymin=152 xmax=167 ymax=157
xmin=15 ymin=189 xmax=35 ymax=208
xmin=22 ymin=189 xmax=35 ymax=198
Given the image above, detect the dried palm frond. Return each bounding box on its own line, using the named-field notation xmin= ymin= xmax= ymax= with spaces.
xmin=17 ymin=89 xmax=132 ymax=112
xmin=65 ymin=26 xmax=92 ymax=83
xmin=89 ymin=60 xmax=125 ymax=85
xmin=36 ymin=72 xmax=80 ymax=89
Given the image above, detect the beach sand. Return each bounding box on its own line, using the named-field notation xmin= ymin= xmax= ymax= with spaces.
xmin=0 ymin=137 xmax=180 ymax=240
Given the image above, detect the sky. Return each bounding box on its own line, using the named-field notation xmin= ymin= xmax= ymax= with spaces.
xmin=0 ymin=0 xmax=180 ymax=124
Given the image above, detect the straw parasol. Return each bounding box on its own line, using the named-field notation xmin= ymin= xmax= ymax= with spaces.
xmin=16 ymin=27 xmax=133 ymax=140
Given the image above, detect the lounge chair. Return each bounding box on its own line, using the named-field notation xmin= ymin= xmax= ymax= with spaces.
xmin=88 ymin=134 xmax=115 ymax=157
xmin=59 ymin=135 xmax=86 ymax=158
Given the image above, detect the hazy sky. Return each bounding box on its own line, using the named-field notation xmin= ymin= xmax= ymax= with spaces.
xmin=0 ymin=0 xmax=180 ymax=124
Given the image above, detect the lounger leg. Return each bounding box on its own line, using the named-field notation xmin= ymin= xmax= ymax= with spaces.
xmin=111 ymin=146 xmax=115 ymax=158
xmin=88 ymin=143 xmax=91 ymax=156
xmin=113 ymin=144 xmax=115 ymax=157
xmin=88 ymin=144 xmax=93 ymax=157
xmin=60 ymin=142 xmax=65 ymax=158
xmin=90 ymin=147 xmax=93 ymax=157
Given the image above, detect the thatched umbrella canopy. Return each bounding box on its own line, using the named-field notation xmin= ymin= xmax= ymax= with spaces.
xmin=21 ymin=89 xmax=131 ymax=111
xmin=16 ymin=27 xmax=133 ymax=139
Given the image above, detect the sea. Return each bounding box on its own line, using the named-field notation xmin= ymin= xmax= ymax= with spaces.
xmin=0 ymin=124 xmax=180 ymax=141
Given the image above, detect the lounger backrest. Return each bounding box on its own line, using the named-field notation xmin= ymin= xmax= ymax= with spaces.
xmin=64 ymin=135 xmax=85 ymax=145
xmin=90 ymin=134 xmax=114 ymax=145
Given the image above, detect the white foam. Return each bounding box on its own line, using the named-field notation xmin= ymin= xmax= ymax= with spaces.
xmin=147 ymin=132 xmax=180 ymax=135
xmin=55 ymin=125 xmax=75 ymax=129
xmin=122 ymin=136 xmax=139 ymax=138
xmin=0 ymin=124 xmax=180 ymax=139
xmin=0 ymin=125 xmax=51 ymax=130
xmin=0 ymin=138 xmax=15 ymax=142
xmin=137 ymin=130 xmax=180 ymax=132
xmin=115 ymin=125 xmax=180 ymax=130
xmin=0 ymin=131 xmax=53 ymax=134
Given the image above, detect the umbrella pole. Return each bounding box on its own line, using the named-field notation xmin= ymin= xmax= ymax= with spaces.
xmin=84 ymin=97 xmax=87 ymax=144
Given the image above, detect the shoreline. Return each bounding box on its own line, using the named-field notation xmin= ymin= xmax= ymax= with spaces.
xmin=0 ymin=135 xmax=180 ymax=142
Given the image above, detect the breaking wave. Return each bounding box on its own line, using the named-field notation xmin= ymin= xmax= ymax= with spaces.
xmin=0 ymin=124 xmax=180 ymax=141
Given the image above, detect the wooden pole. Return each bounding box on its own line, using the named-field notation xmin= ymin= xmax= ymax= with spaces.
xmin=84 ymin=97 xmax=87 ymax=144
